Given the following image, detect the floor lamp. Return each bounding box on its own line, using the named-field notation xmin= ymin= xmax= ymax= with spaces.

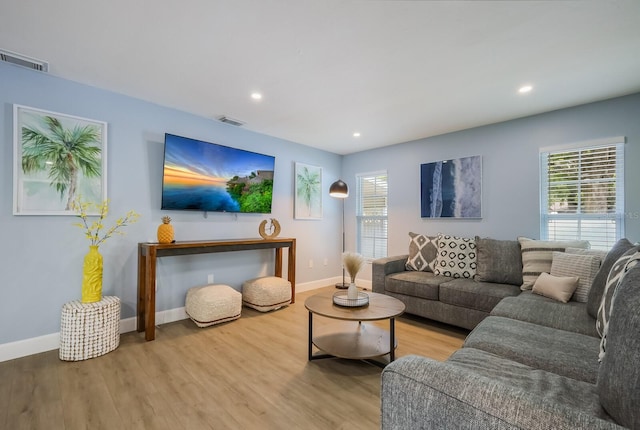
xmin=330 ymin=179 xmax=349 ymax=289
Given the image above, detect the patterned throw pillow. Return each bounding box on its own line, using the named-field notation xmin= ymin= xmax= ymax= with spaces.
xmin=434 ymin=234 xmax=477 ymax=279
xmin=598 ymin=249 xmax=640 ymax=362
xmin=518 ymin=237 xmax=590 ymax=290
xmin=597 ymin=246 xmax=640 ymax=337
xmin=405 ymin=232 xmax=438 ymax=272
xmin=550 ymin=251 xmax=601 ymax=303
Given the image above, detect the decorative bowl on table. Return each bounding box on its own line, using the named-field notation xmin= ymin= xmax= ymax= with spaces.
xmin=332 ymin=291 xmax=369 ymax=307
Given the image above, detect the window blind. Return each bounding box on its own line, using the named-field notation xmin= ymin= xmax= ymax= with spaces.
xmin=540 ymin=139 xmax=624 ymax=250
xmin=356 ymin=171 xmax=388 ymax=260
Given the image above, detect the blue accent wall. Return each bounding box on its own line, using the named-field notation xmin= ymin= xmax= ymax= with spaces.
xmin=0 ymin=61 xmax=342 ymax=344
xmin=343 ymin=93 xmax=640 ymax=275
xmin=2 ymin=58 xmax=639 ymax=347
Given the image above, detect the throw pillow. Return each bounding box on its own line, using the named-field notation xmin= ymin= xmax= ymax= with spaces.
xmin=550 ymin=251 xmax=601 ymax=303
xmin=474 ymin=237 xmax=523 ymax=285
xmin=598 ymin=250 xmax=640 ymax=362
xmin=405 ymin=232 xmax=438 ymax=272
xmin=586 ymin=238 xmax=635 ymax=318
xmin=517 ymin=237 xmax=590 ymax=291
xmin=434 ymin=234 xmax=477 ymax=279
xmin=596 ymin=246 xmax=640 ymax=338
xmin=532 ymin=272 xmax=579 ymax=303
xmin=565 ymin=247 xmax=608 ymax=260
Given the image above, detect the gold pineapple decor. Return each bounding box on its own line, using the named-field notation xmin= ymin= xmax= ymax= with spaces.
xmin=157 ymin=216 xmax=175 ymax=243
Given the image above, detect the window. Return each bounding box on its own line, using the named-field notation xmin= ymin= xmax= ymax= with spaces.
xmin=540 ymin=137 xmax=625 ymax=250
xmin=356 ymin=171 xmax=388 ymax=260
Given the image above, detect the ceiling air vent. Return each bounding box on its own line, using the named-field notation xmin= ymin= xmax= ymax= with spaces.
xmin=0 ymin=49 xmax=49 ymax=72
xmin=217 ymin=116 xmax=245 ymax=127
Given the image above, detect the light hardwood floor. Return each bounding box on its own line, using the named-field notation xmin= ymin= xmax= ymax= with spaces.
xmin=0 ymin=287 xmax=467 ymax=430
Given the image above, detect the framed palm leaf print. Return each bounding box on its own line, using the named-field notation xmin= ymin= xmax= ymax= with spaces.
xmin=13 ymin=105 xmax=107 ymax=215
xmin=294 ymin=162 xmax=322 ymax=219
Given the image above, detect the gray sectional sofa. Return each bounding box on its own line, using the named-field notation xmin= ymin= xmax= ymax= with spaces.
xmin=380 ymin=238 xmax=640 ymax=429
xmin=372 ymin=235 xmax=526 ymax=330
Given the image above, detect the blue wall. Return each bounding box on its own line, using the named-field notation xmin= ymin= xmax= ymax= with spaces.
xmin=2 ymin=58 xmax=639 ymax=348
xmin=343 ymin=93 xmax=640 ymax=280
xmin=0 ymin=62 xmax=343 ymax=345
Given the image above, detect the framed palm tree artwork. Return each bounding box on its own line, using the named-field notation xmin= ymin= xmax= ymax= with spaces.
xmin=294 ymin=162 xmax=322 ymax=219
xmin=13 ymin=105 xmax=107 ymax=215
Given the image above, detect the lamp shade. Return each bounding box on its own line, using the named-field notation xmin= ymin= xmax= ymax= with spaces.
xmin=329 ymin=179 xmax=349 ymax=198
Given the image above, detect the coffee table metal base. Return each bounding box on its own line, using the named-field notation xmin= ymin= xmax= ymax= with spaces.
xmin=308 ymin=312 xmax=397 ymax=367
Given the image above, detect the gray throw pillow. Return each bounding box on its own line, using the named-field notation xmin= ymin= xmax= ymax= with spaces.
xmin=597 ymin=258 xmax=640 ymax=429
xmin=405 ymin=232 xmax=438 ymax=272
xmin=474 ymin=237 xmax=522 ymax=286
xmin=586 ymin=238 xmax=635 ymax=318
xmin=550 ymin=251 xmax=601 ymax=303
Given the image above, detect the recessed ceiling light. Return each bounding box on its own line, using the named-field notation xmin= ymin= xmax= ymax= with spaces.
xmin=518 ymin=85 xmax=533 ymax=94
xmin=251 ymin=92 xmax=262 ymax=100
xmin=353 ymin=132 xmax=361 ymax=137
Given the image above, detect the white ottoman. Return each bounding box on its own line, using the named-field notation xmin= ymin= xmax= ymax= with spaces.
xmin=185 ymin=284 xmax=242 ymax=327
xmin=242 ymin=276 xmax=292 ymax=312
xmin=59 ymin=296 xmax=120 ymax=361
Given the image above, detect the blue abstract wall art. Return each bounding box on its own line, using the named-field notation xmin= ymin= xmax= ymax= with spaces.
xmin=421 ymin=155 xmax=482 ymax=218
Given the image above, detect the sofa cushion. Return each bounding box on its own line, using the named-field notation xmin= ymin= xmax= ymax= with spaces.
xmin=434 ymin=234 xmax=477 ymax=279
xmin=405 ymin=232 xmax=438 ymax=272
xmin=587 ymin=238 xmax=636 ymax=318
xmin=490 ymin=291 xmax=598 ymax=337
xmin=518 ymin=237 xmax=590 ymax=290
xmin=439 ymin=279 xmax=520 ymax=313
xmin=385 ymin=271 xmax=449 ymax=300
xmin=464 ymin=316 xmax=600 ymax=383
xmin=598 ymin=261 xmax=640 ymax=429
xmin=532 ymin=272 xmax=579 ymax=303
xmin=596 ymin=246 xmax=640 ymax=337
xmin=550 ymin=251 xmax=601 ymax=303
xmin=382 ymin=352 xmax=617 ymax=429
xmin=474 ymin=237 xmax=522 ymax=286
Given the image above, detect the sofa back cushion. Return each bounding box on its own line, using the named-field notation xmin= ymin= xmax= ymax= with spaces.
xmin=597 ymin=258 xmax=640 ymax=429
xmin=405 ymin=232 xmax=438 ymax=272
xmin=474 ymin=237 xmax=523 ymax=286
xmin=586 ymin=238 xmax=635 ymax=318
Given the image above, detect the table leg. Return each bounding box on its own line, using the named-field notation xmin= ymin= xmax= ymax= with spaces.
xmin=288 ymin=240 xmax=296 ymax=304
xmin=137 ymin=244 xmax=146 ymax=333
xmin=390 ymin=317 xmax=396 ymax=362
xmin=308 ymin=311 xmax=313 ymax=360
xmin=144 ymin=247 xmax=157 ymax=341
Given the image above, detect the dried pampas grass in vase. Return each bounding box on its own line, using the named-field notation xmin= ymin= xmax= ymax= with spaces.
xmin=342 ymin=252 xmax=365 ymax=299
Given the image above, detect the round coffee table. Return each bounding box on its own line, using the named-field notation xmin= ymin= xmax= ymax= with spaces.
xmin=305 ymin=289 xmax=405 ymax=366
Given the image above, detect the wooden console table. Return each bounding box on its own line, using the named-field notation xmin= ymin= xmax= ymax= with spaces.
xmin=137 ymin=237 xmax=296 ymax=341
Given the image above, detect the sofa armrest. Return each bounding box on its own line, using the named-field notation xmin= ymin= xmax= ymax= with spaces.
xmin=381 ymin=355 xmax=622 ymax=430
xmin=372 ymin=255 xmax=408 ymax=294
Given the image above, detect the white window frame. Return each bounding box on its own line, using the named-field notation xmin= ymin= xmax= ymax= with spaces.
xmin=540 ymin=137 xmax=625 ymax=250
xmin=356 ymin=171 xmax=388 ymax=260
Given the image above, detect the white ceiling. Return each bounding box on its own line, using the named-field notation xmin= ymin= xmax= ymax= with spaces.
xmin=2 ymin=1 xmax=640 ymax=155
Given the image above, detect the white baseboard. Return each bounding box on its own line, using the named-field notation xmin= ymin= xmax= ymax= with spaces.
xmin=0 ymin=277 xmax=356 ymax=363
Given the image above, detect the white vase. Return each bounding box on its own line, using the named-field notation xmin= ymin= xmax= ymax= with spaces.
xmin=347 ymin=282 xmax=358 ymax=300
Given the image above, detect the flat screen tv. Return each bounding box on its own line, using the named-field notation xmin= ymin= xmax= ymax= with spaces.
xmin=161 ymin=133 xmax=275 ymax=213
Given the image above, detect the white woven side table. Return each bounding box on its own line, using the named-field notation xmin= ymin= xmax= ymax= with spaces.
xmin=59 ymin=296 xmax=121 ymax=361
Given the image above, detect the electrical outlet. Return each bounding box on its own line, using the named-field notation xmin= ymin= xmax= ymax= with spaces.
xmin=323 ymin=258 xmax=328 ymax=266
xmin=207 ymin=274 xmax=214 ymax=284
xmin=308 ymin=259 xmax=314 ymax=268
